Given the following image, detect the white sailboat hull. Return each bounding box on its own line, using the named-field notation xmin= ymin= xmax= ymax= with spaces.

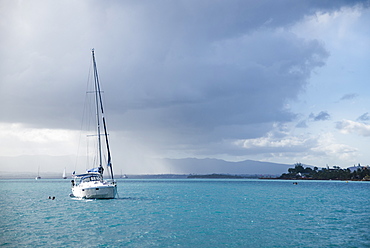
xmin=72 ymin=181 xmax=117 ymax=199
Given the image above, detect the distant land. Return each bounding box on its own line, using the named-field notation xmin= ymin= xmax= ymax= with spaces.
xmin=162 ymin=158 xmax=295 ymax=175
xmin=187 ymin=174 xmax=248 ymax=179
xmin=0 ymin=155 xmax=305 ymax=179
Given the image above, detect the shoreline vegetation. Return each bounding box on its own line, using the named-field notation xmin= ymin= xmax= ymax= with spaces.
xmin=187 ymin=163 xmax=370 ymax=181
xmin=274 ymin=163 xmax=370 ymax=181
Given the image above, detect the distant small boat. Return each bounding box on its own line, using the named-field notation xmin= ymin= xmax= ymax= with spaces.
xmin=120 ymin=170 xmax=128 ymax=179
xmin=35 ymin=166 xmax=41 ymax=180
xmin=62 ymin=168 xmax=67 ymax=179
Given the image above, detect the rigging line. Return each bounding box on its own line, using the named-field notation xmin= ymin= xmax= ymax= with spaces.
xmin=75 ymin=56 xmax=94 ymax=173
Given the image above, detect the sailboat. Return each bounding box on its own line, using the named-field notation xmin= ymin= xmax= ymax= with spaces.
xmin=62 ymin=168 xmax=67 ymax=179
xmin=35 ymin=166 xmax=41 ymax=180
xmin=70 ymin=49 xmax=117 ymax=199
xmin=120 ymin=169 xmax=128 ymax=179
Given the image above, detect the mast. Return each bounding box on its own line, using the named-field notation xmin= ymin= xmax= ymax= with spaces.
xmin=91 ymin=49 xmax=114 ymax=181
xmin=92 ymin=49 xmax=103 ymax=173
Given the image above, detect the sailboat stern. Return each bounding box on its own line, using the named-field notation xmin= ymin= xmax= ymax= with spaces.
xmin=72 ymin=183 xmax=117 ymax=199
xmin=71 ymin=173 xmax=117 ymax=199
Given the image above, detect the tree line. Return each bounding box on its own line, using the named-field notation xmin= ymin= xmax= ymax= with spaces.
xmin=279 ymin=163 xmax=370 ymax=181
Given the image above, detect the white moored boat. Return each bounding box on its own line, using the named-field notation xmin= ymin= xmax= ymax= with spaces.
xmin=62 ymin=168 xmax=67 ymax=179
xmin=71 ymin=173 xmax=116 ymax=199
xmin=70 ymin=49 xmax=117 ymax=199
xmin=35 ymin=166 xmax=41 ymax=180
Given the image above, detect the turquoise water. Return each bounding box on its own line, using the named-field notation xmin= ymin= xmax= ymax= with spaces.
xmin=1 ymin=179 xmax=369 ymax=247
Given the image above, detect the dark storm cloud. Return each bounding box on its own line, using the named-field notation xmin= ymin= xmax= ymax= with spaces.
xmin=0 ymin=0 xmax=368 ymax=157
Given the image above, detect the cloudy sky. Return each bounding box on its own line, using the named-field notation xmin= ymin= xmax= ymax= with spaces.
xmin=1 ymin=0 xmax=370 ymax=174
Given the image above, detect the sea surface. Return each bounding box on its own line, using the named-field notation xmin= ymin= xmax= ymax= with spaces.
xmin=1 ymin=179 xmax=369 ymax=247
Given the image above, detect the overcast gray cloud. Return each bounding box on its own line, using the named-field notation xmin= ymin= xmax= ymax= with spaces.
xmin=1 ymin=0 xmax=370 ymax=173
xmin=2 ymin=4 xmax=328 ymax=126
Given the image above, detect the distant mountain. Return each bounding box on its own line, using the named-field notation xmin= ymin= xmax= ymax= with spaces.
xmin=0 ymin=154 xmax=298 ymax=177
xmin=163 ymin=158 xmax=294 ymax=175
